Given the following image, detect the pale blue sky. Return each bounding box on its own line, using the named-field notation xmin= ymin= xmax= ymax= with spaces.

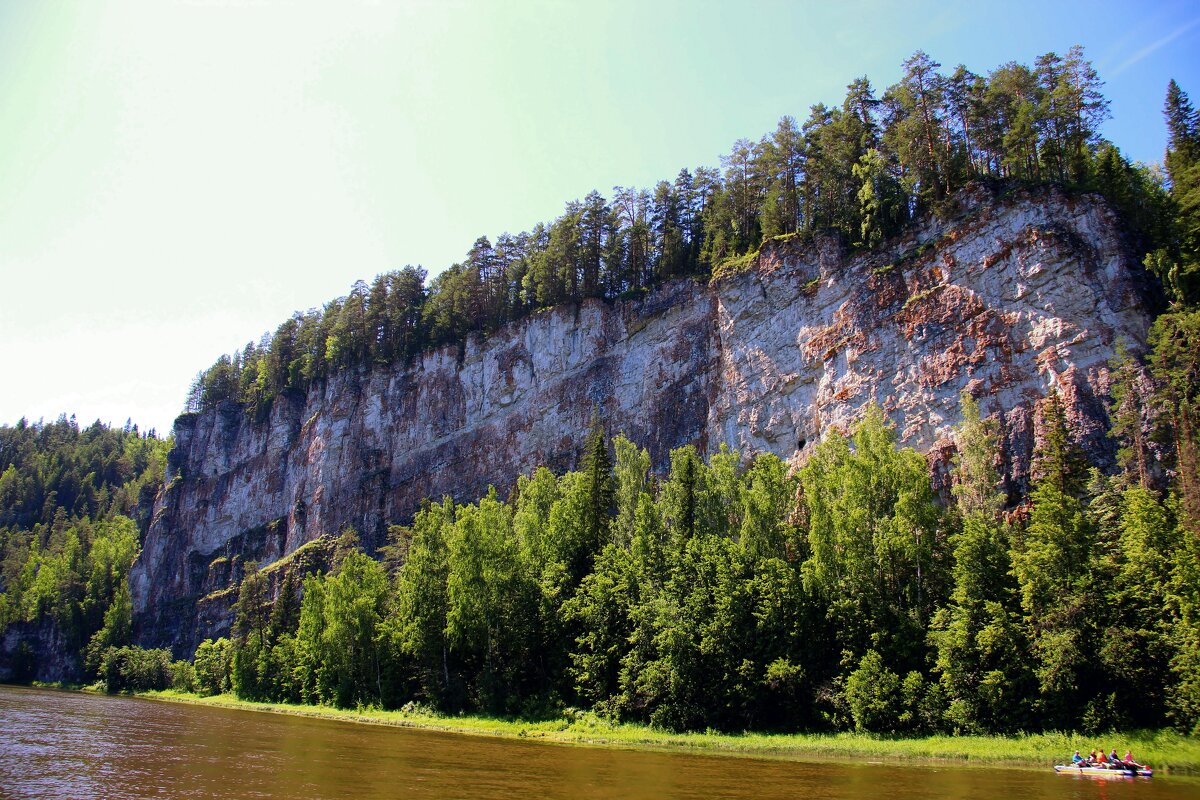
xmin=1 ymin=0 xmax=1197 ymax=435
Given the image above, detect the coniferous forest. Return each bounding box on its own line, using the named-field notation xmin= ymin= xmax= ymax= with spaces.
xmin=3 ymin=49 xmax=1200 ymax=738
xmin=183 ymin=47 xmax=1188 ymax=417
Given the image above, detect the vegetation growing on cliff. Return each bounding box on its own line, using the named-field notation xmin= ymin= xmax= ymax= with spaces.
xmin=185 ymin=47 xmax=1175 ymax=418
xmin=155 ymin=375 xmax=1198 ymax=738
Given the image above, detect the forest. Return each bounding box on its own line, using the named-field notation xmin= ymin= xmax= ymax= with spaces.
xmin=2 ymin=48 xmax=1200 ymax=737
xmin=155 ymin=384 xmax=1200 ymax=735
xmin=184 ymin=47 xmax=1190 ymax=418
xmin=0 ymin=417 xmax=169 ymax=678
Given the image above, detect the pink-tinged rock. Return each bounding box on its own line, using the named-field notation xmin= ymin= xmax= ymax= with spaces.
xmin=130 ymin=187 xmax=1155 ymax=654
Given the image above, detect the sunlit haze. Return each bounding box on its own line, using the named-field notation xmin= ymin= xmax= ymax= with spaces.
xmin=1 ymin=0 xmax=1197 ymax=435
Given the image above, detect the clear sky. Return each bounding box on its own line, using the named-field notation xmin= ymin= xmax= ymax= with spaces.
xmin=1 ymin=0 xmax=1197 ymax=436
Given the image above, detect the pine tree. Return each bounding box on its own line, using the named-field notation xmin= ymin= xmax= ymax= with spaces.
xmin=886 ymin=51 xmax=948 ymax=205
xmin=1144 ymin=81 xmax=1200 ymax=304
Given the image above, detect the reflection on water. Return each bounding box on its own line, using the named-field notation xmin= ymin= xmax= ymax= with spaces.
xmin=0 ymin=685 xmax=1194 ymax=799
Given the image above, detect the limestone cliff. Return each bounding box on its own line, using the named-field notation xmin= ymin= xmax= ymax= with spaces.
xmin=131 ymin=187 xmax=1156 ymax=655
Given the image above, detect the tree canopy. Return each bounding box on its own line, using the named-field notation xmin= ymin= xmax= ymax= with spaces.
xmin=185 ymin=47 xmax=1167 ymax=419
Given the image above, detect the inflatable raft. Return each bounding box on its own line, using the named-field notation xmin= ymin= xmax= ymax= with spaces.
xmin=1054 ymin=764 xmax=1153 ymax=778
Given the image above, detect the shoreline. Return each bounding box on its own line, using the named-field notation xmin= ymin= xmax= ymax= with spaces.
xmin=114 ymin=688 xmax=1200 ymax=775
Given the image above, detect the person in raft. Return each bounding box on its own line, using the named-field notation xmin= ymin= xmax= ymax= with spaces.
xmin=1071 ymin=748 xmax=1144 ymax=770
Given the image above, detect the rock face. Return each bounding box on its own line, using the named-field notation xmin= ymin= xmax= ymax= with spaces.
xmin=131 ymin=187 xmax=1157 ymax=655
xmin=0 ymin=620 xmax=81 ymax=683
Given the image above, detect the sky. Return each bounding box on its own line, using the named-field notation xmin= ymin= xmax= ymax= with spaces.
xmin=0 ymin=0 xmax=1197 ymax=437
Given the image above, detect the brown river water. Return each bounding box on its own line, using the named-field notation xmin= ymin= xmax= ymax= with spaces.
xmin=1 ymin=685 xmax=1196 ymax=799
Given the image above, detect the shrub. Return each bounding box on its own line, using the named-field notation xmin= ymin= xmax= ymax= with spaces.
xmin=171 ymin=660 xmax=197 ymax=692
xmin=193 ymin=638 xmax=233 ymax=696
xmin=100 ymin=646 xmax=173 ymax=693
xmin=845 ymin=650 xmax=901 ymax=732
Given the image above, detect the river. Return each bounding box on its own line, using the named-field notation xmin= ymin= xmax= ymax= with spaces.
xmin=1 ymin=685 xmax=1194 ymax=799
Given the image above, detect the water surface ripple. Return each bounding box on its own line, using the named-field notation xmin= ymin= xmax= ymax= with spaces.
xmin=1 ymin=685 xmax=1194 ymax=799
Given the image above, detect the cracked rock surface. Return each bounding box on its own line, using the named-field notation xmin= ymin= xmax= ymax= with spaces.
xmin=131 ymin=187 xmax=1155 ymax=655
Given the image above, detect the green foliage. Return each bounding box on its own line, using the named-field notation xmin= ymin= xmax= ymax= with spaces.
xmin=1013 ymin=477 xmax=1094 ymax=724
xmin=1167 ymin=493 xmax=1200 ymax=733
xmin=31 ymin=383 xmax=1189 ymax=740
xmin=100 ymin=645 xmax=174 ymax=693
xmin=170 ymin=659 xmax=197 ymax=692
xmin=799 ymin=405 xmax=945 ymax=670
xmin=444 ymin=490 xmax=540 ymax=712
xmin=0 ymin=415 xmax=164 ymax=679
xmin=611 ymin=435 xmax=651 ymax=545
xmin=845 ymin=650 xmax=901 ymax=732
xmin=230 ymin=562 xmax=270 ymax=699
xmin=85 ymin=582 xmax=132 ymax=674
xmin=579 ymin=421 xmax=616 ymax=576
xmin=286 ymin=550 xmax=398 ymax=709
xmin=0 ymin=513 xmax=142 ymax=680
xmin=932 ymin=395 xmax=1032 ymax=733
xmin=854 ymin=148 xmax=907 ymax=248
xmin=193 ymin=638 xmax=233 ymax=696
xmin=0 ymin=416 xmax=169 ymax=531
xmin=391 ymin=499 xmax=454 ymax=705
xmin=188 ymin=47 xmax=1152 ymax=420
xmin=1108 ymin=344 xmax=1154 ymax=488
xmin=316 ymin=551 xmax=395 ymax=707
xmin=1098 ymin=486 xmax=1182 ymax=727
xmin=1150 ymin=310 xmax=1200 ymax=533
xmin=1157 ymin=79 xmax=1200 ymax=305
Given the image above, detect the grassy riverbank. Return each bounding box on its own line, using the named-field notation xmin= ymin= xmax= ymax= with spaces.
xmin=135 ymin=689 xmax=1200 ymax=774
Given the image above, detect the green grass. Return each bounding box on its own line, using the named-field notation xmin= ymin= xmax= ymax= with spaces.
xmin=710 ymin=250 xmax=761 ymax=281
xmin=135 ymin=690 xmax=1200 ymax=774
xmin=258 ymin=536 xmax=330 ymax=576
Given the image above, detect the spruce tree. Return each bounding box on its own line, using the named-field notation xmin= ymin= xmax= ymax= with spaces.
xmin=1160 ymin=80 xmax=1200 ymax=302
xmin=1033 ymin=392 xmax=1089 ymax=497
xmin=268 ymin=567 xmax=300 ymax=643
xmin=1165 ymin=79 xmax=1199 ymax=180
xmin=579 ymin=420 xmax=616 ymax=561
